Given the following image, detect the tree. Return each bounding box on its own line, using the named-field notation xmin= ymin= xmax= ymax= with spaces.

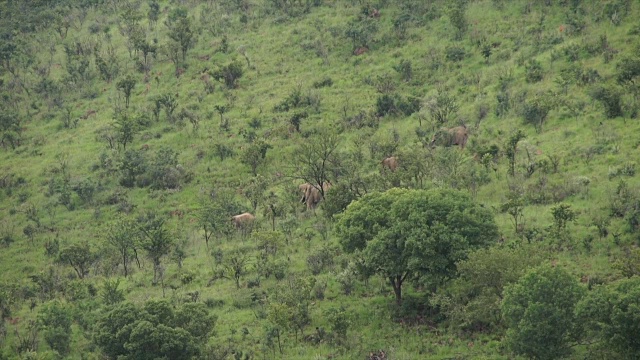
xmin=165 ymin=7 xmax=196 ymax=62
xmin=442 ymin=245 xmax=544 ymax=332
xmin=616 ymin=56 xmax=640 ymax=101
xmin=147 ymin=0 xmax=160 ymax=27
xmin=240 ymin=139 xmax=271 ymax=176
xmin=576 ymin=277 xmax=640 ymax=358
xmin=93 ymin=300 xmax=214 ymax=359
xmin=106 ymin=216 xmax=140 ymax=276
xmin=118 ymin=149 xmax=147 ymax=187
xmin=117 ymin=74 xmax=137 ymax=108
xmin=38 ymin=300 xmax=72 ymax=356
xmin=225 ymin=249 xmax=249 ymax=288
xmin=56 ymin=241 xmax=97 ymax=279
xmin=0 ymin=110 xmax=22 ymax=150
xmin=448 ymin=0 xmax=468 ymax=40
xmin=344 ymin=17 xmax=378 ymax=51
xmin=211 ymin=60 xmax=243 ymax=89
xmin=335 ymin=188 xmax=498 ymax=304
xmin=551 ymin=203 xmax=576 ymax=233
xmin=197 ymin=201 xmax=231 ymax=249
xmin=427 ymin=91 xmax=458 ymax=125
xmin=502 ymin=264 xmax=585 ymax=360
xmin=125 ymin=321 xmax=198 ymax=360
xmin=112 ymin=113 xmax=138 ymax=150
xmin=505 ymin=130 xmax=526 ymax=177
xmin=267 ymin=276 xmax=316 ymax=342
xmin=293 ymin=130 xmax=341 ymax=200
xmin=138 ymin=213 xmax=173 ymax=285
xmin=242 ymin=175 xmax=268 ymax=212
xmin=501 ymin=190 xmax=525 ymax=234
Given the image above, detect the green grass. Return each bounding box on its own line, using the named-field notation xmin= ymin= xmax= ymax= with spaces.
xmin=1 ymin=0 xmax=640 ymax=358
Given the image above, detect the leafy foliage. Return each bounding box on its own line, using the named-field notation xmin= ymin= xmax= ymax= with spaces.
xmin=336 ymin=188 xmax=498 ymax=303
xmin=93 ymin=299 xmax=215 ymax=359
xmin=577 ymin=276 xmax=640 ymax=358
xmin=502 ymin=265 xmax=585 ymax=360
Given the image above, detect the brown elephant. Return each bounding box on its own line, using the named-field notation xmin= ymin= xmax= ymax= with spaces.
xmin=381 ymin=156 xmax=398 ymax=172
xmin=299 ymin=181 xmax=332 ymax=211
xmin=231 ymin=212 xmax=255 ymax=237
xmin=430 ymin=125 xmax=469 ymax=149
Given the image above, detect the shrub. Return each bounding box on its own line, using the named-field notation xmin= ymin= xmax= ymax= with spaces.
xmin=502 ymin=265 xmax=585 ymax=360
xmin=312 ymin=77 xmax=333 ymax=88
xmin=306 ymin=245 xmax=336 ymax=275
xmin=442 ymin=245 xmax=545 ymax=332
xmin=590 ymin=85 xmax=623 ymax=118
xmin=577 ymin=277 xmax=640 ymax=357
xmin=211 ymin=60 xmax=243 ymax=89
xmin=445 ymin=46 xmax=466 ymax=62
xmin=525 ymin=59 xmax=544 ymax=83
xmin=375 ymin=93 xmax=398 ymax=117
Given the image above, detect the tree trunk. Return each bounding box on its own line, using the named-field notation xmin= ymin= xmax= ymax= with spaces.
xmin=122 ymin=250 xmax=129 ymax=277
xmin=389 ymin=275 xmax=403 ymax=305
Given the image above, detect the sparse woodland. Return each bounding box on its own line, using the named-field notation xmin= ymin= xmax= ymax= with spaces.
xmin=1 ymin=0 xmax=640 ymax=358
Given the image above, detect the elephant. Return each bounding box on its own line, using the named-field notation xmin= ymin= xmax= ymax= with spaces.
xmin=430 ymin=125 xmax=469 ymax=149
xmin=299 ymin=181 xmax=331 ymax=211
xmin=231 ymin=212 xmax=255 ymax=237
xmin=381 ymin=156 xmax=398 ymax=172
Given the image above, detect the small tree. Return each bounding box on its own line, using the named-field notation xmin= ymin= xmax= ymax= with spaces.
xmin=117 ymin=75 xmax=137 ymax=108
xmin=148 ymin=0 xmax=160 ymax=27
xmin=428 ymin=91 xmax=458 ymax=125
xmin=577 ymin=277 xmax=640 ymax=357
xmin=118 ymin=149 xmax=147 ymax=188
xmin=112 ymin=113 xmax=138 ymax=150
xmin=267 ymin=276 xmax=315 ymax=342
xmin=138 ymin=214 xmax=173 ymax=285
xmin=240 ymin=139 xmax=271 ymax=176
xmin=551 ymin=203 xmax=576 ymax=233
xmin=56 ymin=241 xmax=97 ymax=279
xmin=448 ymin=0 xmax=468 ymax=40
xmin=502 ymin=265 xmax=585 ymax=360
xmin=211 ymin=60 xmax=244 ymax=89
xmin=501 ymin=190 xmax=525 ymax=234
xmin=590 ymin=85 xmax=623 ymax=119
xmin=165 ymin=7 xmax=196 ymax=61
xmin=106 ymin=216 xmax=141 ymax=276
xmin=505 ymin=130 xmax=526 ymax=177
xmin=38 ymin=300 xmax=72 ymax=356
xmin=242 ymin=175 xmax=268 ymax=212
xmin=225 ymin=249 xmax=249 ymax=288
xmin=294 ymin=130 xmax=341 ymax=200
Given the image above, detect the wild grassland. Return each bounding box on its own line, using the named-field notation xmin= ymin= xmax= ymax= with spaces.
xmin=1 ymin=0 xmax=640 ymax=359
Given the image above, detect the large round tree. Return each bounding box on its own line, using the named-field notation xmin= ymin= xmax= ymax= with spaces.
xmin=335 ymin=188 xmax=498 ymax=304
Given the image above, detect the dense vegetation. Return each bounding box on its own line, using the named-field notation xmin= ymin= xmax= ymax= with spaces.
xmin=1 ymin=0 xmax=640 ymax=358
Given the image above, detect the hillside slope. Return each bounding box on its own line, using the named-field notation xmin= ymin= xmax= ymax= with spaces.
xmin=1 ymin=0 xmax=640 ymax=358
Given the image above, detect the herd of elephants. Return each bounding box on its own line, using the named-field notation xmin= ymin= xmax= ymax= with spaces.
xmin=229 ymin=125 xmax=469 ymax=230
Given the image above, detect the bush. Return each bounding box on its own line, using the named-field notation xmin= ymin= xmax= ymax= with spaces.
xmin=590 ymin=85 xmax=623 ymax=118
xmin=502 ymin=265 xmax=585 ymax=360
xmin=306 ymin=245 xmax=337 ymax=275
xmin=211 ymin=60 xmax=243 ymax=89
xmin=375 ymin=93 xmax=398 ymax=117
xmin=312 ymin=77 xmax=333 ymax=88
xmin=525 ymin=59 xmax=544 ymax=83
xmin=577 ymin=277 xmax=640 ymax=357
xmin=445 ymin=46 xmax=466 ymax=62
xmin=442 ymin=245 xmax=545 ymax=332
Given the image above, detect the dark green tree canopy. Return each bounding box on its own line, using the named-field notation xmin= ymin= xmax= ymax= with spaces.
xmin=335 ymin=188 xmax=498 ymax=303
xmin=502 ymin=264 xmax=585 ymax=360
xmin=577 ymin=276 xmax=640 ymax=358
xmin=93 ymin=299 xmax=216 ymax=359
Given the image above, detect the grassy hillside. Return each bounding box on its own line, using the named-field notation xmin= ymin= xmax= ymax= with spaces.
xmin=1 ymin=0 xmax=640 ymax=358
